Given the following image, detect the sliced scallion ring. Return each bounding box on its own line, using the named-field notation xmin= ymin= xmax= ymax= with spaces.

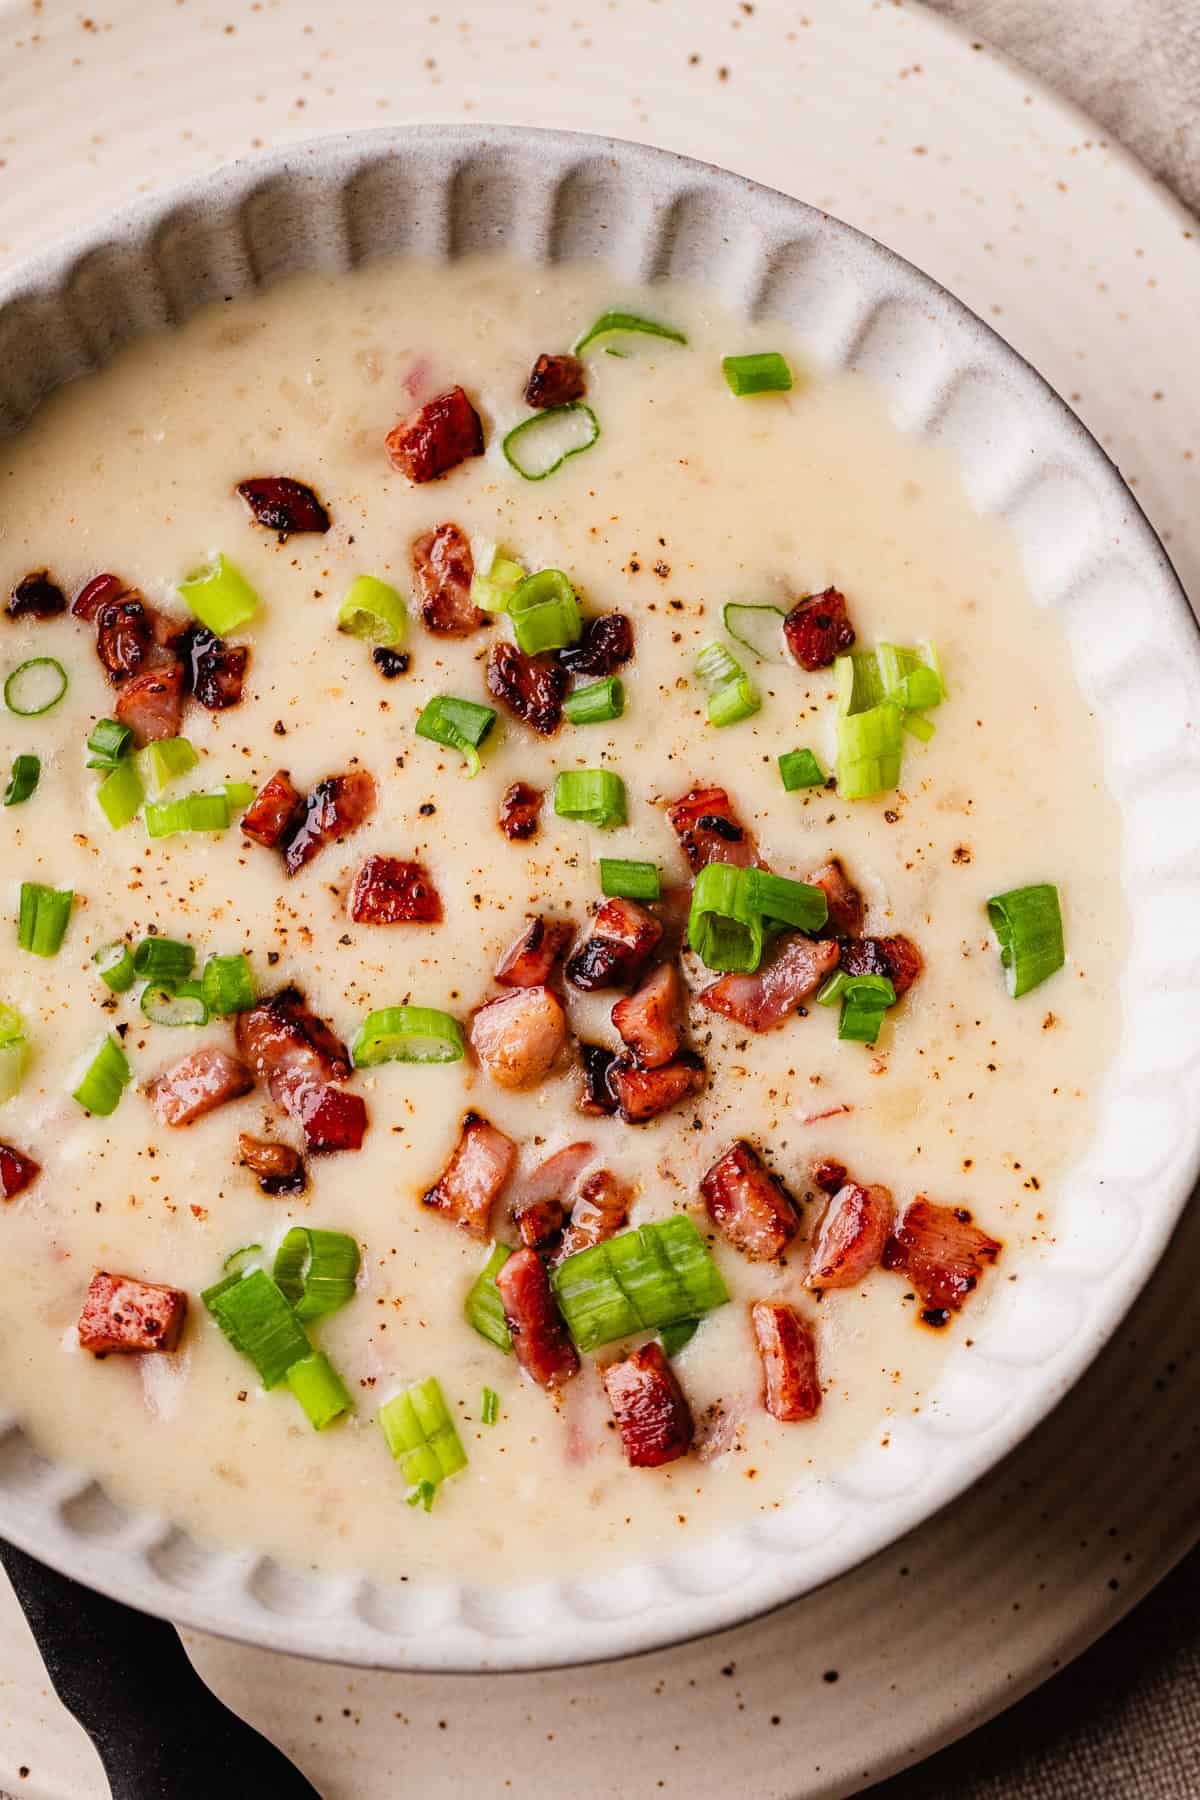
xmin=470 ymin=547 xmax=526 ymax=614
xmin=3 ymin=754 xmax=40 ymax=807
xmin=378 ymin=1375 xmax=468 ymax=1495
xmin=70 ymin=1033 xmax=131 ymax=1117
xmin=5 ymin=657 xmax=68 ymax=717
xmin=94 ymin=942 xmax=135 ymax=993
xmin=0 ymin=1005 xmax=30 ymax=1105
xmin=723 ymin=603 xmax=788 ymax=662
xmin=502 ymin=403 xmax=600 ymax=481
xmin=139 ymin=981 xmax=210 ymax=1028
xmin=414 ymin=695 xmax=497 ymax=779
xmin=96 ymin=758 xmax=144 ymax=830
xmin=17 ymin=883 xmax=74 ymax=958
xmin=287 ymin=1350 xmax=353 ymax=1431
xmin=986 ymin=883 xmax=1065 ymax=998
xmin=203 ymin=1266 xmax=309 ymax=1389
xmin=273 ymin=1227 xmax=361 ymax=1322
xmin=464 ymin=1243 xmax=513 ymax=1353
xmin=721 ymin=351 xmax=793 ymax=396
xmin=573 ymin=310 xmax=688 ymax=355
xmin=178 ymin=553 xmax=259 ymax=636
xmin=337 ymin=575 xmax=407 ymax=646
xmin=351 ymin=1005 xmax=465 ymax=1067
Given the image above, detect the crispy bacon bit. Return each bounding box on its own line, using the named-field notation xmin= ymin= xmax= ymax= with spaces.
xmin=578 ymin=1043 xmax=618 ymax=1116
xmin=470 ymin=986 xmax=567 ymax=1091
xmin=235 ymin=987 xmax=352 ymax=1119
xmin=807 ymin=859 xmax=864 ymax=939
xmin=421 ymin=1110 xmax=517 ymax=1237
xmin=177 ymin=623 xmax=249 ymax=710
xmin=700 ymin=1140 xmax=799 ymax=1261
xmin=783 ymin=587 xmax=856 ymax=671
xmin=486 ymin=641 xmax=567 ymax=735
xmin=555 ymin=1169 xmax=630 ymax=1262
xmin=372 ymin=646 xmax=410 ymax=679
xmin=805 ymin=1182 xmax=894 ymax=1290
xmin=840 ymin=934 xmax=924 ymax=997
xmin=113 ymin=661 xmax=185 ymax=745
xmin=700 ymin=932 xmax=841 ymax=1032
xmin=750 ymin=1301 xmax=821 ymax=1422
xmin=78 ymin=1272 xmax=187 ymax=1356
xmin=297 ymin=1083 xmax=368 ymax=1155
xmin=385 ymin=385 xmax=485 ymax=483
xmin=411 ymin=522 xmax=486 ymax=636
xmin=499 ymin=780 xmax=543 ymax=841
xmin=524 ymin=351 xmax=587 ymax=409
xmin=603 ymin=1342 xmax=694 ymax=1467
xmin=666 ymin=785 xmax=761 ymax=873
xmin=148 ymin=1047 xmax=254 ymax=1128
xmin=495 ymin=917 xmax=571 ymax=987
xmin=236 ymin=476 xmax=331 ymax=536
xmin=7 ymin=570 xmax=65 ymax=620
xmin=884 ymin=1198 xmax=1002 ymax=1326
xmin=566 ymin=897 xmax=663 ymax=992
xmin=95 ymin=598 xmax=153 ymax=681
xmin=241 ymin=770 xmax=305 ymax=850
xmin=513 ymin=1141 xmax=595 ymax=1248
xmin=497 ymin=1248 xmax=580 ymax=1390
xmin=608 ymin=1051 xmax=705 ymax=1124
xmin=237 ymin=1134 xmax=307 ymax=1197
xmin=611 ymin=962 xmax=682 ymax=1070
xmin=349 ymin=855 xmax=442 ymax=925
xmin=559 ymin=611 xmax=634 ymax=679
xmin=812 ymin=1158 xmax=847 ymax=1195
xmin=0 ymin=1143 xmax=40 ymax=1200
xmin=283 ymin=771 xmax=377 ymax=875
xmin=72 ymin=573 xmax=126 ymax=621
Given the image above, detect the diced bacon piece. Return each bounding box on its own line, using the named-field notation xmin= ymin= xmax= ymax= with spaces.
xmin=750 ymin=1301 xmax=821 ymax=1421
xmin=577 ymin=1043 xmax=618 ymax=1116
xmin=840 ymin=934 xmax=924 ymax=997
xmin=783 ymin=587 xmax=856 ymax=671
xmin=498 ymin=780 xmax=543 ymax=841
xmin=558 ymin=611 xmax=634 ymax=678
xmin=148 ymin=1047 xmax=253 ymax=1128
xmin=78 ymin=1272 xmax=187 ymax=1356
xmin=497 ymin=1247 xmax=580 ymax=1390
xmin=235 ymin=987 xmax=352 ymax=1118
xmin=804 ymin=1182 xmax=895 ymax=1290
xmin=495 ymin=917 xmax=571 ymax=987
xmin=555 ymin=1169 xmax=630 ymax=1262
xmin=95 ymin=598 xmax=154 ymax=681
xmin=241 ymin=770 xmax=305 ymax=849
xmin=0 ymin=1143 xmax=40 ymax=1200
xmin=420 ymin=1110 xmax=517 ymax=1238
xmin=511 ymin=1141 xmax=595 ymax=1247
xmin=349 ymin=855 xmax=442 ymax=925
xmin=524 ymin=352 xmax=586 ymax=409
xmin=411 ymin=522 xmax=486 ymax=636
xmin=113 ymin=661 xmax=185 ymax=744
xmin=297 ymin=1084 xmax=368 ymax=1155
xmin=514 ymin=1198 xmax=564 ymax=1249
xmin=566 ymin=898 xmax=663 ymax=992
xmin=608 ymin=1051 xmax=705 ymax=1124
xmin=283 ymin=770 xmax=377 ymax=874
xmin=8 ymin=569 xmax=65 ymax=620
xmin=700 ymin=1139 xmax=799 ymax=1261
xmin=807 ymin=858 xmax=864 ymax=939
xmin=611 ymin=962 xmax=682 ymax=1070
xmin=884 ymin=1198 xmax=1002 ymax=1326
xmin=700 ymin=932 xmax=841 ymax=1031
xmin=470 ymin=986 xmax=567 ymax=1091
xmin=177 ymin=624 xmax=249 ymax=710
xmin=486 ymin=642 xmax=567 ymax=735
xmin=236 ymin=476 xmax=331 ymax=535
xmin=72 ymin=572 xmax=126 ymax=621
xmin=386 ymin=385 xmax=485 ymax=483
xmin=812 ymin=1158 xmax=847 ymax=1195
xmin=237 ymin=1134 xmax=307 ymax=1196
xmin=603 ymin=1342 xmax=694 ymax=1467
xmin=666 ymin=785 xmax=762 ymax=873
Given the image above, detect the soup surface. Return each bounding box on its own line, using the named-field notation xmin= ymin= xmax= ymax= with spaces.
xmin=0 ymin=254 xmax=1124 ymax=1585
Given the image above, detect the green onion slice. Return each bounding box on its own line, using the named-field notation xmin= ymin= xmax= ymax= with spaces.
xmin=838 ymin=974 xmax=896 ymax=1044
xmin=723 ymin=603 xmax=788 ymax=662
xmin=337 ymin=575 xmax=407 ymax=646
xmin=464 ymin=1243 xmax=513 ymax=1353
xmin=144 ymin=792 xmax=231 ymax=838
xmin=695 ymin=641 xmax=760 ymax=727
xmin=658 ymin=1317 xmax=700 ymax=1357
xmin=133 ymin=937 xmax=195 ymax=983
xmin=5 ymin=657 xmax=68 ymax=718
xmin=85 ymin=718 xmax=133 ymax=770
xmin=178 ymin=553 xmax=259 ymax=636
xmin=778 ymin=748 xmax=825 ymax=791
xmin=203 ymin=1267 xmax=310 ymax=1389
xmin=574 ymin=310 xmax=688 ymax=355
xmin=836 ymin=701 xmax=904 ymax=801
xmin=564 ymin=676 xmax=624 ymax=725
xmin=695 ymin=642 xmax=745 ymax=690
xmin=470 ymin=548 xmax=527 ymax=614
xmin=97 ymin=758 xmax=144 ymax=830
xmin=273 ymin=1227 xmax=361 ymax=1323
xmin=986 ymin=883 xmax=1065 ymax=998
xmin=139 ymin=981 xmax=209 ymax=1028
xmin=351 ymin=1005 xmax=464 ymax=1068
xmin=722 ymin=351 xmax=793 ymax=396
xmin=287 ymin=1350 xmax=353 ymax=1431
xmin=379 ymin=1376 xmax=468 ymax=1495
xmin=508 ymin=568 xmax=582 ymax=655
xmin=481 ymin=1386 xmax=499 ymax=1426
xmin=742 ymin=868 xmax=828 ymax=934
xmin=93 ymin=942 xmax=135 ymax=993
xmin=201 ymin=953 xmax=256 ymax=1016
xmin=71 ymin=1033 xmax=131 ymax=1117
xmin=407 ymin=1479 xmax=437 ymax=1512
xmin=502 ymin=403 xmax=600 ymax=481
xmin=223 ymin=1242 xmax=263 ymax=1275
xmin=0 ymin=1006 xmax=30 ymax=1106
xmin=903 ymin=712 xmax=936 ymax=744
xmin=553 ymin=768 xmax=627 ymax=830
xmin=687 ymin=863 xmax=762 ymax=974
xmin=4 ymin=754 xmax=40 ymax=807
xmin=599 ymin=857 xmax=660 ymax=902
xmin=136 ymin=737 xmax=198 ymax=797
xmin=551 ymin=1216 xmax=729 ymax=1353
xmin=877 ymin=641 xmax=945 ymax=711
xmin=414 ymin=694 xmax=497 ymax=779
xmin=18 ymin=883 xmax=74 ymax=958
xmin=225 ymin=781 xmax=256 ymax=813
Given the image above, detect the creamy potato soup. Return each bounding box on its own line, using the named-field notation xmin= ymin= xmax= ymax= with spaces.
xmin=0 ymin=255 xmax=1123 ymax=1585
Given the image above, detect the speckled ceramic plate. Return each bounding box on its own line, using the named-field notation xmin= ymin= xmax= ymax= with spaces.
xmin=0 ymin=122 xmax=1197 ymax=1674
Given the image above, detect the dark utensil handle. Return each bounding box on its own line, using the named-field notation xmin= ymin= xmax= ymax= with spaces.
xmin=0 ymin=1540 xmax=322 ymax=1799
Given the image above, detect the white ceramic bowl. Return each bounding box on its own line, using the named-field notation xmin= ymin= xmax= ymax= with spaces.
xmin=1 ymin=124 xmax=1198 ymax=1672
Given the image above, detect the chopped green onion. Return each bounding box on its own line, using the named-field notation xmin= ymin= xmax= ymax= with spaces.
xmin=551 ymin=1216 xmax=729 ymax=1353
xmin=553 ymin=768 xmax=627 ymax=830
xmin=286 ymin=1350 xmax=353 ymax=1431
xmin=464 ymin=1243 xmax=513 ymax=1353
xmin=94 ymin=942 xmax=135 ymax=993
xmin=574 ymin=310 xmax=688 ymax=354
xmin=85 ymin=719 xmax=133 ymax=770
xmin=508 ymin=568 xmax=582 ymax=655
xmin=986 ymin=884 xmax=1065 ymax=998
xmin=723 ymin=603 xmax=788 ymax=662
xmin=133 ymin=937 xmax=195 ymax=983
xmin=203 ymin=1267 xmax=309 ymax=1389
xmin=222 ymin=1242 xmax=262 ymax=1275
xmin=71 ymin=1033 xmax=131 ymax=1117
xmin=876 ymin=641 xmax=945 ymax=711
xmin=599 ymin=858 xmax=660 ymax=902
xmin=835 ymin=650 xmax=886 ymax=717
xmin=722 ymin=352 xmax=793 ymax=396
xmin=687 ymin=862 xmax=762 ymax=974
xmin=742 ymin=868 xmax=828 ymax=934
xmin=337 ymin=575 xmax=407 ymax=646
xmin=0 ymin=1006 xmax=30 ymax=1105
xmin=695 ymin=641 xmax=760 ymax=727
xmin=96 ymin=757 xmax=144 ymax=830
xmin=836 ymin=701 xmax=904 ymax=801
xmin=502 ymin=403 xmax=600 ymax=481
xmin=695 ymin=642 xmax=745 ymax=690
xmin=178 ymin=553 xmax=259 ymax=636
xmin=659 ymin=1318 xmax=700 ymax=1357
xmin=379 ymin=1376 xmax=468 ymax=1497
xmin=139 ymin=981 xmax=210 ymax=1028
xmin=201 ymin=953 xmax=256 ymax=1016
xmin=779 ymin=748 xmax=825 ymax=791
xmin=564 ymin=676 xmax=624 ymax=725
xmin=903 ymin=712 xmax=936 ymax=744
xmin=407 ymin=1479 xmax=437 ymax=1511
xmin=815 ymin=971 xmax=849 ymax=1007
xmin=144 ymin=791 xmax=231 ymax=837
xmin=136 ymin=737 xmax=198 ymax=797
xmin=224 ymin=781 xmax=256 ymax=813
xmin=351 ymin=1005 xmax=464 ymax=1067
xmin=17 ymin=883 xmax=73 ymax=958
xmin=4 ymin=755 xmax=40 ymax=806
xmin=414 ymin=694 xmax=497 ymax=779
xmin=4 ymin=657 xmax=68 ymax=717
xmin=470 ymin=548 xmax=526 ymax=614
xmin=481 ymin=1385 xmax=499 ymax=1426
xmin=834 ymin=644 xmax=943 ymax=798
xmin=273 ymin=1227 xmax=361 ymax=1322
xmin=836 ymin=974 xmax=896 ymax=1045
